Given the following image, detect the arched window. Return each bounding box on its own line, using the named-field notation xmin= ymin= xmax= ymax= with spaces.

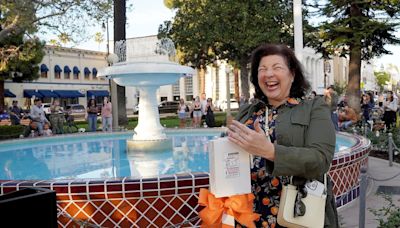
xmin=54 ymin=65 xmax=62 ymax=79
xmin=84 ymin=67 xmax=91 ymax=80
xmin=64 ymin=66 xmax=71 ymax=79
xmin=73 ymin=66 xmax=80 ymax=80
xmin=40 ymin=64 xmax=49 ymax=78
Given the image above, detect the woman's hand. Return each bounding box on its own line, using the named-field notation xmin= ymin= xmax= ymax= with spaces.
xmin=227 ymin=120 xmax=275 ymax=161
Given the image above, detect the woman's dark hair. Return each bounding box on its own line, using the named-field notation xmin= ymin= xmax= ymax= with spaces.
xmin=88 ymin=98 xmax=96 ymax=107
xmin=250 ymin=44 xmax=310 ymax=102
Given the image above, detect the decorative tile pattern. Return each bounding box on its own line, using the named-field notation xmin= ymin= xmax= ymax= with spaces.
xmin=0 ymin=133 xmax=371 ymax=225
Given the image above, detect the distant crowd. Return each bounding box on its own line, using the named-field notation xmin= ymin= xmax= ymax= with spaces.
xmin=0 ymin=97 xmax=113 ymax=137
xmin=320 ymin=86 xmax=398 ymax=132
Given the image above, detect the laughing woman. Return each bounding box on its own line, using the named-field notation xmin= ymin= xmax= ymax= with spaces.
xmin=228 ymin=44 xmax=338 ymax=228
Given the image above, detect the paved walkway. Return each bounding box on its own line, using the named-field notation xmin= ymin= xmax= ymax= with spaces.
xmin=338 ymin=156 xmax=400 ymax=228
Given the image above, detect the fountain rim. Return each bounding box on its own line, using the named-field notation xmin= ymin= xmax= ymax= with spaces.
xmin=97 ymin=61 xmax=195 ymax=78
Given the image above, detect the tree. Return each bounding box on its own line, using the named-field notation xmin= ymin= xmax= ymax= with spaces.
xmin=159 ymin=0 xmax=296 ymax=99
xmin=306 ymin=1 xmax=400 ymax=112
xmin=94 ymin=32 xmax=104 ymax=51
xmin=0 ymin=0 xmax=113 ymax=108
xmin=374 ymin=71 xmax=391 ymax=92
xmin=0 ymin=33 xmax=45 ymax=108
xmin=0 ymin=0 xmax=113 ymax=46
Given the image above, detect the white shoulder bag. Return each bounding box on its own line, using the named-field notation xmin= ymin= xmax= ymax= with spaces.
xmin=277 ymin=175 xmax=327 ymax=228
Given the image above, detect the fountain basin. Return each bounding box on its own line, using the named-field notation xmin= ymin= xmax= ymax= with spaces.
xmin=0 ymin=130 xmax=370 ymax=227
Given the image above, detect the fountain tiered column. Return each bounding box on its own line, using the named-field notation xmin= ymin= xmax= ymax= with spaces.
xmin=97 ymin=60 xmax=194 ymax=151
xmin=134 ymin=86 xmax=166 ymax=140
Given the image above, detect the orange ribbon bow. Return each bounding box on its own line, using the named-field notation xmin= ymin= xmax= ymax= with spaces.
xmin=198 ymin=188 xmax=260 ymax=228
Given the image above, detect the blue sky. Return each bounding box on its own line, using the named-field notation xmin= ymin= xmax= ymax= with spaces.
xmin=74 ymin=0 xmax=399 ymax=69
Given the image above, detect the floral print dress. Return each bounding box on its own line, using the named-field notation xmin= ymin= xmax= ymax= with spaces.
xmin=241 ymin=98 xmax=299 ymax=228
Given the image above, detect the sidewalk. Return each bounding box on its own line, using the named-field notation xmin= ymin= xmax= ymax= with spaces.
xmin=338 ymin=156 xmax=400 ymax=227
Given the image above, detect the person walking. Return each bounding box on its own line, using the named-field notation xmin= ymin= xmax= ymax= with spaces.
xmin=87 ymin=99 xmax=98 ymax=132
xmin=101 ymin=97 xmax=112 ymax=132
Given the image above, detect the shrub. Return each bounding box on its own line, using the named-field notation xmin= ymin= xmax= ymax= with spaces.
xmin=0 ymin=125 xmax=26 ymax=140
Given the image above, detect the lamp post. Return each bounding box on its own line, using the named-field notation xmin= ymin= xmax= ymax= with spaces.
xmin=225 ymin=65 xmax=232 ymax=123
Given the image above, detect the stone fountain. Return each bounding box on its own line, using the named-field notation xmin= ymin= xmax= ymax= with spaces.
xmin=97 ymin=38 xmax=195 ymax=151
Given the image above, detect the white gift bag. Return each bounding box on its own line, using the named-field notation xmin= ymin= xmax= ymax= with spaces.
xmin=209 ymin=137 xmax=251 ymax=198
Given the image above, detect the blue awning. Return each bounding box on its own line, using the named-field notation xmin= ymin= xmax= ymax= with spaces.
xmin=53 ymin=90 xmax=84 ymax=98
xmin=23 ymin=90 xmax=43 ymax=98
xmin=54 ymin=65 xmax=62 ymax=73
xmin=73 ymin=66 xmax=80 ymax=74
xmin=92 ymin=68 xmax=97 ymax=76
xmin=64 ymin=66 xmax=71 ymax=73
xmin=87 ymin=90 xmax=109 ymax=98
xmin=4 ymin=89 xmax=16 ymax=98
xmin=40 ymin=64 xmax=49 ymax=72
xmin=84 ymin=67 xmax=91 ymax=74
xmin=38 ymin=90 xmax=59 ymax=98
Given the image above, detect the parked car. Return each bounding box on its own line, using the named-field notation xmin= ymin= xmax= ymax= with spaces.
xmin=219 ymin=99 xmax=239 ymax=112
xmin=158 ymin=101 xmax=180 ymax=113
xmin=65 ymin=104 xmax=86 ymax=120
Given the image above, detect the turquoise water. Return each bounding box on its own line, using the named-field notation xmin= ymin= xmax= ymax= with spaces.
xmin=0 ymin=132 xmax=354 ymax=180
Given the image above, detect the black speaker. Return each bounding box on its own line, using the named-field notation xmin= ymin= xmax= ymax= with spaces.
xmin=0 ymin=187 xmax=57 ymax=227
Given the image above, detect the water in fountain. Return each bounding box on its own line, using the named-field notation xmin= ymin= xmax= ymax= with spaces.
xmin=97 ymin=38 xmax=195 ymax=151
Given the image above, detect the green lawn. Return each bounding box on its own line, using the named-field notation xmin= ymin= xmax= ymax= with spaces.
xmin=0 ymin=112 xmax=237 ymax=140
xmin=76 ymin=112 xmax=233 ymax=130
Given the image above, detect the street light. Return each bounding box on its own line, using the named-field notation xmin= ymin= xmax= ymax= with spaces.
xmin=102 ymin=18 xmax=110 ymax=65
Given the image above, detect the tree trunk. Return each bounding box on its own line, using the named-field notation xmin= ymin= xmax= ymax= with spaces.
xmin=0 ymin=80 xmax=4 ymax=109
xmin=346 ymin=3 xmax=362 ymax=113
xmin=114 ymin=0 xmax=128 ymax=126
xmin=233 ymin=68 xmax=239 ymax=101
xmin=239 ymin=58 xmax=250 ymax=100
xmin=198 ymin=67 xmax=205 ymax=94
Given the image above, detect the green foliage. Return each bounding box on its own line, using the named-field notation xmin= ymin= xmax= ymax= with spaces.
xmin=0 ymin=0 xmax=113 ymax=49
xmin=332 ymin=81 xmax=347 ymax=96
xmin=0 ymin=125 xmax=25 ymax=140
xmin=306 ymin=1 xmax=400 ymax=111
xmin=375 ymin=71 xmax=391 ymax=92
xmin=369 ymin=193 xmax=400 ymax=228
xmin=158 ymin=0 xmax=298 ymax=97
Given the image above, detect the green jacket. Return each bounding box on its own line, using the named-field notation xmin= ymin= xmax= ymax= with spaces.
xmin=236 ymin=97 xmax=339 ymax=228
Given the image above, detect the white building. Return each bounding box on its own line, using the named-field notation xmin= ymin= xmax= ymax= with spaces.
xmin=5 ymin=45 xmax=109 ymax=109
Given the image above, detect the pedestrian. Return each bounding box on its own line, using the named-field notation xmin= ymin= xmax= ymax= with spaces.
xmin=87 ymin=99 xmax=98 ymax=132
xmin=227 ymin=44 xmax=338 ymax=227
xmin=324 ymin=85 xmax=339 ymax=131
xmin=9 ymin=100 xmax=23 ymax=125
xmin=192 ymin=96 xmax=202 ymax=128
xmin=101 ymin=97 xmax=112 ymax=132
xmin=29 ymin=98 xmax=50 ymax=136
xmin=177 ymin=98 xmax=188 ymax=128
xmin=49 ymin=99 xmax=64 ymax=134
xmin=383 ymin=91 xmax=398 ymax=130
xmin=205 ymin=98 xmax=215 ymax=127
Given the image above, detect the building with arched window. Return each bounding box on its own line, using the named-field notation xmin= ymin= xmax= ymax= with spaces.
xmin=5 ymin=46 xmax=109 ymax=110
